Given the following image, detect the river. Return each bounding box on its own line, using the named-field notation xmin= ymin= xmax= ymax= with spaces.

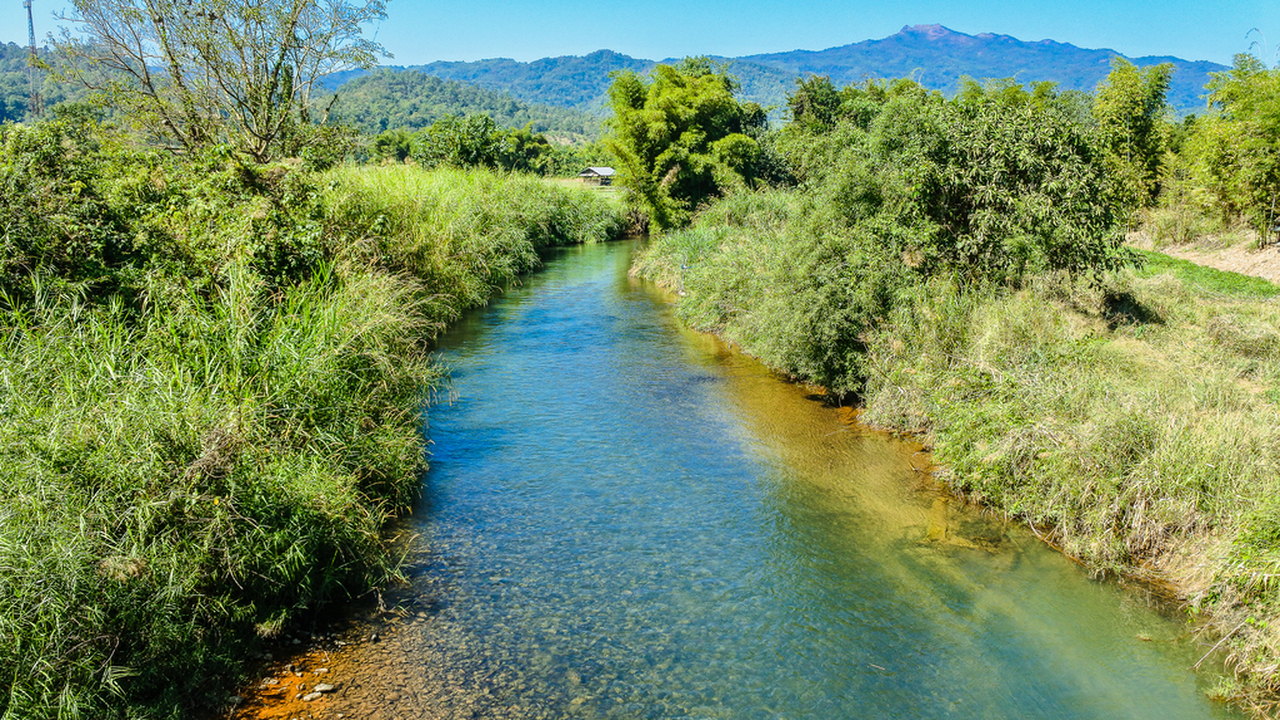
xmin=247 ymin=239 xmax=1239 ymax=720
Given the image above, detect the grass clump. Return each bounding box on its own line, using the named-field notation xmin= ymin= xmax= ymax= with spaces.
xmin=0 ymin=116 xmax=622 ymax=718
xmin=0 ymin=268 xmax=434 ymax=716
xmin=323 ymin=164 xmax=623 ymax=321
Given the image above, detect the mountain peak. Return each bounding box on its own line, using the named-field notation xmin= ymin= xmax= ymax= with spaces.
xmin=898 ymin=24 xmax=956 ymax=40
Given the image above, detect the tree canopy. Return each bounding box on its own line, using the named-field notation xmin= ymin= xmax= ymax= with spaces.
xmin=604 ymin=58 xmax=767 ymax=231
xmin=52 ymin=0 xmax=387 ymax=160
xmin=1092 ymin=57 xmax=1174 ymax=215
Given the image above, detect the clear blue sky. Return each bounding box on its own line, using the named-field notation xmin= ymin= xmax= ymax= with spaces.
xmin=4 ymin=0 xmax=1275 ymax=67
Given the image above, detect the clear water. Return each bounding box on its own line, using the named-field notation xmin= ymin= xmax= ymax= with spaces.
xmin=316 ymin=240 xmax=1238 ymax=720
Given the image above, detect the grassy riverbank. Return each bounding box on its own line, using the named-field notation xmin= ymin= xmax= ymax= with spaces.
xmin=634 ymin=202 xmax=1280 ymax=712
xmin=617 ymin=67 xmax=1280 ymax=713
xmin=0 ymin=117 xmax=621 ymax=719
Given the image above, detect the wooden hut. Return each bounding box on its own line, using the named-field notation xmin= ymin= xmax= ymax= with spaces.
xmin=577 ymin=167 xmax=616 ymax=186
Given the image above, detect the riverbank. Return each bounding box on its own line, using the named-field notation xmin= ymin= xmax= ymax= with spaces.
xmin=633 ymin=210 xmax=1280 ymax=716
xmin=227 ymin=238 xmax=1239 ymax=720
xmin=0 ymin=116 xmax=623 ymax=720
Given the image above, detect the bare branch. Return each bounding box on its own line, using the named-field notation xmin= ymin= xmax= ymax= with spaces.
xmin=52 ymin=0 xmax=387 ymax=160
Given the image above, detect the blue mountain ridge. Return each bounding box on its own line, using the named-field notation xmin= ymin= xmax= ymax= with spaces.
xmin=326 ymin=24 xmax=1228 ymax=116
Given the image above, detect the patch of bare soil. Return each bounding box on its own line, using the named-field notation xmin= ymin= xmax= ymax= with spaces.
xmin=1129 ymin=232 xmax=1280 ymax=284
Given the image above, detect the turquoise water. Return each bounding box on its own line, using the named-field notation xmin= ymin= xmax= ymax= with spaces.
xmin=322 ymin=240 xmax=1238 ymax=719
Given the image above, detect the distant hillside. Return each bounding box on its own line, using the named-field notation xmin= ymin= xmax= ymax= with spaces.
xmin=324 ymin=50 xmax=797 ymax=115
xmin=0 ymin=43 xmax=88 ymax=123
xmin=338 ymin=25 xmax=1227 ymax=117
xmin=323 ymin=69 xmax=602 ymax=139
xmin=3 ymin=25 xmax=1231 ymax=131
xmin=410 ymin=50 xmax=650 ymax=112
xmin=739 ymin=24 xmax=1226 ymax=114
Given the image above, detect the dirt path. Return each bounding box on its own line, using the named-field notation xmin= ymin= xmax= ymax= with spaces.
xmin=1129 ymin=233 xmax=1280 ymax=284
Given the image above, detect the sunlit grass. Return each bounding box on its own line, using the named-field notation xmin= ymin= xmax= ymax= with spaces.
xmin=0 ymin=157 xmax=623 ymax=718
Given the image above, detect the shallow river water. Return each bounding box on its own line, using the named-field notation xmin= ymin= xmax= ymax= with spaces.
xmin=251 ymin=239 xmax=1239 ymax=720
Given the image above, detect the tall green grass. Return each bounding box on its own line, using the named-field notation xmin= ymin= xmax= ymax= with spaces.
xmin=637 ymin=187 xmax=1280 ymax=712
xmin=860 ymin=268 xmax=1280 ymax=710
xmin=0 ymin=268 xmax=435 ymax=716
xmin=0 ymin=121 xmax=624 ymax=719
xmin=323 ymin=165 xmax=623 ymax=323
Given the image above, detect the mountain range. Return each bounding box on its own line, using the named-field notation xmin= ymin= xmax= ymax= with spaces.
xmin=329 ymin=24 xmax=1228 ymax=117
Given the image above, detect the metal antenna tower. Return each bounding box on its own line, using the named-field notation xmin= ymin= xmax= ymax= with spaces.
xmin=24 ymin=0 xmax=43 ymax=117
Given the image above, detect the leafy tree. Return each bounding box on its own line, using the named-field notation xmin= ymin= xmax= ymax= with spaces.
xmin=924 ymin=88 xmax=1129 ymax=280
xmin=788 ymin=75 xmax=842 ymax=131
xmin=1093 ymin=57 xmax=1174 ymax=216
xmin=52 ymin=0 xmax=387 ymax=160
xmin=604 ymin=57 xmax=766 ymax=231
xmin=1183 ymin=53 xmax=1280 ymax=240
xmin=498 ymin=123 xmax=555 ymax=174
xmin=777 ymin=77 xmax=1129 ymax=284
xmin=410 ymin=114 xmax=505 ymax=169
xmin=371 ymin=127 xmax=414 ymax=163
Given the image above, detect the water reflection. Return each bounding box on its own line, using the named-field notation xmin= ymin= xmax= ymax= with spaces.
xmin=247 ymin=240 xmax=1237 ymax=720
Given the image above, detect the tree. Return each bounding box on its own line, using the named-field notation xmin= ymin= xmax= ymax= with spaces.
xmin=1174 ymin=53 xmax=1280 ymax=241
xmin=924 ymin=89 xmax=1130 ymax=281
xmin=604 ymin=57 xmax=766 ymax=231
xmin=52 ymin=0 xmax=387 ymax=161
xmin=777 ymin=77 xmax=1130 ymax=284
xmin=410 ymin=114 xmax=504 ymax=169
xmin=787 ymin=75 xmax=842 ymax=132
xmin=371 ymin=127 xmax=413 ymax=163
xmin=1093 ymin=57 xmax=1174 ymax=216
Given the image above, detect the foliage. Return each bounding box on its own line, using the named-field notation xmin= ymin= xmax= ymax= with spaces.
xmin=928 ymin=83 xmax=1131 ymax=280
xmin=1169 ymin=54 xmax=1280 ymax=243
xmin=325 ymin=68 xmax=602 ymax=141
xmin=403 ymin=114 xmax=575 ymax=176
xmin=0 ymin=43 xmax=91 ymax=123
xmin=371 ymin=127 xmax=414 ymax=163
xmin=323 ymin=164 xmax=624 ymax=314
xmin=1092 ymin=57 xmax=1174 ymax=217
xmin=604 ymin=58 xmax=768 ymax=231
xmin=0 ymin=267 xmax=435 ymax=718
xmin=0 ymin=115 xmax=623 ymax=718
xmin=635 ymin=75 xmax=1131 ymax=393
xmin=0 ymin=115 xmax=137 ymax=302
xmin=51 ymin=0 xmax=387 ymax=160
xmin=410 ymin=114 xmax=507 ymax=170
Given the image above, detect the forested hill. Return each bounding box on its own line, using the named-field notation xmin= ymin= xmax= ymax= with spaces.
xmin=0 ymin=43 xmax=88 ymax=123
xmin=739 ymin=24 xmax=1226 ymax=113
xmin=322 ymin=69 xmax=602 ymax=139
xmin=334 ymin=25 xmax=1227 ymax=116
xmin=2 ymin=25 xmax=1232 ymax=127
